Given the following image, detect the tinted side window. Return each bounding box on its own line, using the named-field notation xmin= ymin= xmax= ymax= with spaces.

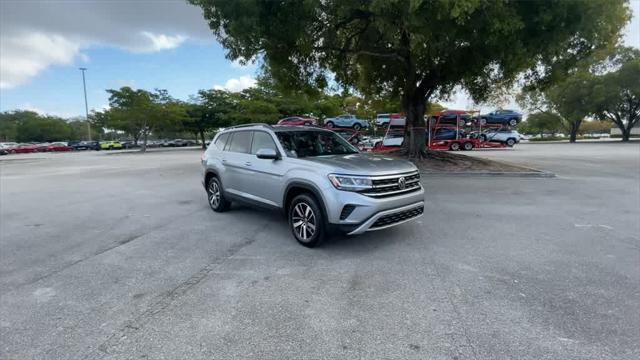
xmin=214 ymin=133 xmax=229 ymax=150
xmin=251 ymin=131 xmax=277 ymax=154
xmin=227 ymin=131 xmax=252 ymax=153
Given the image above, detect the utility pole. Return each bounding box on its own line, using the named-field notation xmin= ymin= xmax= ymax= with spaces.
xmin=79 ymin=67 xmax=91 ymax=140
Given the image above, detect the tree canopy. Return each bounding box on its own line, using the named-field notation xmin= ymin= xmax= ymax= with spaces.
xmin=189 ymin=0 xmax=630 ymax=156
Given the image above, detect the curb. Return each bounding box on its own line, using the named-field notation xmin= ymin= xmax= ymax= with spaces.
xmin=421 ymin=170 xmax=555 ymax=178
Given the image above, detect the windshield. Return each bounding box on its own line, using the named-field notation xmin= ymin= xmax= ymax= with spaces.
xmin=275 ymin=130 xmax=358 ymax=158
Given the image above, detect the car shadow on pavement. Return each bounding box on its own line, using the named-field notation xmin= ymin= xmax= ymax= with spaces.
xmin=219 ymin=203 xmax=408 ymax=253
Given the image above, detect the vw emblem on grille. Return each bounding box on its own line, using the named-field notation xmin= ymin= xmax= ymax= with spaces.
xmin=398 ymin=176 xmax=406 ymax=189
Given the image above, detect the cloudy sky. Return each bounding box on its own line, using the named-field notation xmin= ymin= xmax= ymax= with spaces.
xmin=0 ymin=0 xmax=638 ymax=117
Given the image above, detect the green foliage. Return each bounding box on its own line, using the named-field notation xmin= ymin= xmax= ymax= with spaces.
xmin=589 ymin=48 xmax=640 ymax=141
xmin=0 ymin=110 xmax=89 ymax=142
xmin=189 ymin=0 xmax=630 ymax=155
xmin=518 ymin=112 xmax=564 ymax=135
xmin=99 ymin=87 xmax=188 ymax=150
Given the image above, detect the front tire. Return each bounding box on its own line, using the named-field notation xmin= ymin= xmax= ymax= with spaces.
xmin=463 ymin=141 xmax=474 ymax=151
xmin=506 ymin=138 xmax=516 ymax=147
xmin=353 ymin=123 xmax=362 ymax=131
xmin=207 ymin=177 xmax=231 ymax=212
xmin=326 ymin=121 xmax=334 ymax=128
xmin=289 ymin=194 xmax=325 ymax=248
xmin=508 ymin=118 xmax=518 ymax=127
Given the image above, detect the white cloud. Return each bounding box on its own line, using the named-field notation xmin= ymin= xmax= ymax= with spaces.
xmin=0 ymin=33 xmax=81 ymax=89
xmin=0 ymin=1 xmax=211 ymax=89
xmin=214 ymin=75 xmax=257 ymax=92
xmin=139 ymin=32 xmax=187 ymax=52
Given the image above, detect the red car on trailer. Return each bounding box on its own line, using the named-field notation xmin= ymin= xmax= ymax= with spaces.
xmin=277 ymin=116 xmax=317 ymax=126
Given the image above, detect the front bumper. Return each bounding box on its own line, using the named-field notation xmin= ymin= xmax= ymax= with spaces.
xmin=346 ymin=201 xmax=424 ymax=235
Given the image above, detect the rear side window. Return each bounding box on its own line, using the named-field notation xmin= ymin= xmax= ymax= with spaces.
xmin=227 ymin=131 xmax=252 ymax=153
xmin=251 ymin=131 xmax=277 ymax=154
xmin=214 ymin=133 xmax=229 ymax=150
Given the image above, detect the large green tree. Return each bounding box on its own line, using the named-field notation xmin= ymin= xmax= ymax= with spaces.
xmin=189 ymin=0 xmax=629 ymax=157
xmin=102 ymin=87 xmax=187 ymax=151
xmin=518 ymin=73 xmax=596 ymax=142
xmin=590 ymin=49 xmax=640 ymax=141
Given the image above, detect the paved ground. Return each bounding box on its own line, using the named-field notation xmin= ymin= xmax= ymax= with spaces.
xmin=1 ymin=142 xmax=638 ymax=360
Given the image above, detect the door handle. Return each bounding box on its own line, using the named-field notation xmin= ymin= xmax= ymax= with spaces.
xmin=222 ymin=159 xmax=227 ymax=163
xmin=244 ymin=161 xmax=252 ymax=166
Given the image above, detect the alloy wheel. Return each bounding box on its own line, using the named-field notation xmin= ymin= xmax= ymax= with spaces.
xmin=292 ymin=202 xmax=316 ymax=241
xmin=208 ymin=181 xmax=221 ymax=209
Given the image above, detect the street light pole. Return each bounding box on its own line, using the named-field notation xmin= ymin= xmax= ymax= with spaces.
xmin=79 ymin=67 xmax=91 ymax=141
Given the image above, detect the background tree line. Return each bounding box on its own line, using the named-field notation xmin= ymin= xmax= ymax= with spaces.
xmin=0 ymin=77 xmax=404 ymax=150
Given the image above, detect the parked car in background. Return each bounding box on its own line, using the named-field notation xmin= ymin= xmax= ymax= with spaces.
xmin=428 ymin=110 xmax=471 ymax=126
xmin=0 ymin=148 xmax=8 ymax=155
xmin=375 ymin=113 xmax=405 ymax=127
xmin=10 ymin=144 xmax=39 ymax=153
xmin=324 ymin=114 xmax=369 ymax=130
xmin=71 ymin=141 xmax=100 ymax=150
xmin=45 ymin=143 xmax=73 ymax=152
xmin=479 ymin=128 xmax=520 ymax=146
xmin=277 ymin=116 xmax=317 ymax=126
xmin=34 ymin=143 xmax=51 ymax=152
xmin=120 ymin=140 xmax=139 ymax=149
xmin=476 ymin=109 xmax=522 ymax=126
xmin=431 ymin=128 xmax=467 ymax=140
xmin=0 ymin=142 xmax=18 ymax=150
xmin=100 ymin=141 xmax=123 ymax=150
xmin=161 ymin=139 xmax=195 ymax=147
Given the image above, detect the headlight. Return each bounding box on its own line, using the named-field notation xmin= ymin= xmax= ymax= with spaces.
xmin=328 ymin=174 xmax=372 ymax=191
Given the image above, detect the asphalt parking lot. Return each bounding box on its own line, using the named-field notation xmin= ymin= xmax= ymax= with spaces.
xmin=1 ymin=142 xmax=639 ymax=359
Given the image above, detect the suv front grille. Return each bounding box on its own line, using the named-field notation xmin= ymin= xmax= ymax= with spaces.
xmin=371 ymin=206 xmax=424 ymax=229
xmin=360 ymin=171 xmax=421 ymax=198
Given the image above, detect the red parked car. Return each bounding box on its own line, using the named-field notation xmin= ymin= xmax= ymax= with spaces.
xmin=276 ymin=116 xmax=317 ymax=126
xmin=10 ymin=144 xmax=40 ymax=153
xmin=46 ymin=143 xmax=73 ymax=152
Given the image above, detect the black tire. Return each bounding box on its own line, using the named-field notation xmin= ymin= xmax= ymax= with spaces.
xmin=207 ymin=176 xmax=231 ymax=212
xmin=326 ymin=121 xmax=334 ymax=128
xmin=353 ymin=123 xmax=362 ymax=131
xmin=508 ymin=118 xmax=518 ymax=127
xmin=289 ymin=194 xmax=325 ymax=248
xmin=449 ymin=142 xmax=461 ymax=151
xmin=462 ymin=142 xmax=474 ymax=151
xmin=506 ymin=138 xmax=516 ymax=147
xmin=479 ymin=118 xmax=487 ymax=126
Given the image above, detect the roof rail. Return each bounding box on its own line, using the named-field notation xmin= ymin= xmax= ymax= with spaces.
xmin=227 ymin=123 xmax=272 ymax=129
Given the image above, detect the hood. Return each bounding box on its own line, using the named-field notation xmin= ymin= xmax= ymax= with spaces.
xmin=301 ymin=153 xmax=417 ymax=176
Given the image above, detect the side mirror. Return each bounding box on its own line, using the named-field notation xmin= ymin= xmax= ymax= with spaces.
xmin=256 ymin=148 xmax=279 ymax=160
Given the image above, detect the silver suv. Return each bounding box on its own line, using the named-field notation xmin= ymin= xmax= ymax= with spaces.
xmin=201 ymin=124 xmax=425 ymax=247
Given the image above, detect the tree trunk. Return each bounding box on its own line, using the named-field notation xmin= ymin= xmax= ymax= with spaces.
xmin=569 ymin=121 xmax=580 ymax=143
xmin=403 ymin=92 xmax=427 ymax=158
xmin=621 ymin=128 xmax=630 ymax=142
xmin=141 ymin=130 xmax=148 ymax=152
xmin=200 ymin=130 xmax=206 ymax=149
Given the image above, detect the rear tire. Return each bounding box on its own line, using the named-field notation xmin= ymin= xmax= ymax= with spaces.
xmin=289 ymin=194 xmax=325 ymax=248
xmin=207 ymin=177 xmax=231 ymax=212
xmin=449 ymin=142 xmax=461 ymax=151
xmin=462 ymin=142 xmax=474 ymax=151
xmin=353 ymin=123 xmax=362 ymax=131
